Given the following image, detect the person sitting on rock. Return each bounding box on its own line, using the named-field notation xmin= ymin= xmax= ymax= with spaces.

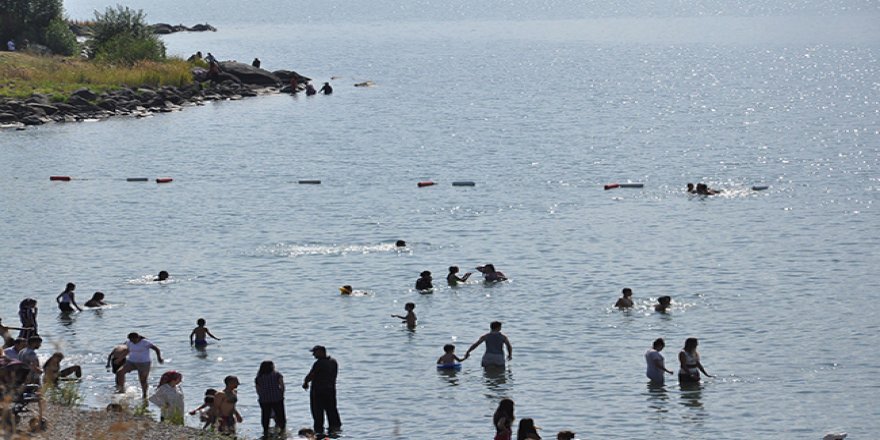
xmin=208 ymin=61 xmax=221 ymax=82
xmin=252 ymin=57 xmax=261 ymax=68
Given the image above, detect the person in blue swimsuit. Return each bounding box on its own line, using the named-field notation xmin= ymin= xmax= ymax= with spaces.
xmin=190 ymin=318 xmax=221 ymax=347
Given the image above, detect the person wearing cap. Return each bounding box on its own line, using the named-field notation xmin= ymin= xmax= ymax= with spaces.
xmin=116 ymin=332 xmax=164 ymax=398
xmin=302 ymin=345 xmax=341 ymax=436
xmin=415 ymin=271 xmax=433 ymax=291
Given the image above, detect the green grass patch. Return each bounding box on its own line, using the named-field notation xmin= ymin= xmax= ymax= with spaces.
xmin=0 ymin=52 xmax=193 ymax=100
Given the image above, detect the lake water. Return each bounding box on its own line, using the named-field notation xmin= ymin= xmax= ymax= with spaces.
xmin=2 ymin=1 xmax=879 ymax=438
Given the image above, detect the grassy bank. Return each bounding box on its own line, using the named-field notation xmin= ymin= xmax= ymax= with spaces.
xmin=0 ymin=52 xmax=193 ymax=101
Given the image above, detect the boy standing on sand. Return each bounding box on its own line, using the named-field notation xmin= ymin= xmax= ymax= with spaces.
xmin=214 ymin=375 xmax=243 ymax=435
xmin=190 ymin=318 xmax=221 ymax=347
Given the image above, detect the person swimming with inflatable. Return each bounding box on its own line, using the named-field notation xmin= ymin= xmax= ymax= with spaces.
xmin=437 ymin=344 xmax=465 ymax=369
xmin=476 ymin=264 xmax=507 ymax=282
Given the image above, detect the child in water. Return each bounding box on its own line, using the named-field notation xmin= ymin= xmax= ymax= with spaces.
xmin=655 ymin=296 xmax=672 ymax=312
xmin=190 ymin=318 xmax=221 ymax=347
xmin=339 ymin=285 xmax=353 ymax=295
xmin=446 ymin=266 xmax=472 ymax=286
xmin=437 ymin=344 xmax=465 ymax=366
xmin=391 ymin=303 xmax=417 ymax=330
xmin=614 ymin=288 xmax=634 ymax=308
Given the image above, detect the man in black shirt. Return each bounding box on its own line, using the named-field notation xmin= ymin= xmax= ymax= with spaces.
xmin=302 ymin=345 xmax=342 ymax=437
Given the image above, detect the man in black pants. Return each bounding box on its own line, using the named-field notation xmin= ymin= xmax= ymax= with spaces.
xmin=302 ymin=345 xmax=342 ymax=437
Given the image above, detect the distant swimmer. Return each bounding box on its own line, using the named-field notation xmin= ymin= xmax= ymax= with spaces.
xmin=84 ymin=291 xmax=107 ymax=308
xmin=464 ymin=321 xmax=512 ymax=367
xmin=320 ymin=82 xmax=333 ymax=95
xmin=56 ymin=282 xmax=82 ymax=313
xmin=447 ymin=266 xmax=472 ymax=286
xmin=155 ymin=271 xmax=170 ymax=282
xmin=305 ymin=83 xmax=317 ymax=96
xmin=395 ymin=240 xmax=407 ymax=248
xmin=190 ymin=318 xmax=221 ymax=347
xmin=686 ymin=183 xmax=696 ymax=193
xmin=437 ymin=344 xmax=465 ymax=366
xmin=614 ymin=288 xmax=634 ymax=309
xmin=476 ymin=264 xmax=507 ymax=282
xmin=695 ymin=183 xmax=720 ymax=196
xmin=339 ymin=285 xmax=353 ymax=295
xmin=678 ymin=337 xmax=713 ymax=383
xmin=415 ymin=271 xmax=433 ymax=291
xmin=654 ymin=296 xmax=671 ymax=313
xmin=645 ymin=338 xmax=674 ymax=385
xmin=391 ymin=302 xmax=416 ymax=330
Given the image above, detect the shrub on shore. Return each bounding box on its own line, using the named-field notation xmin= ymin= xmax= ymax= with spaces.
xmin=87 ymin=5 xmax=166 ymax=64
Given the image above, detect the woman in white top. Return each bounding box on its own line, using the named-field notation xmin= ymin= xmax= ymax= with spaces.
xmin=150 ymin=370 xmax=184 ymax=424
xmin=56 ymin=283 xmax=82 ymax=313
xmin=678 ymin=337 xmax=713 ymax=383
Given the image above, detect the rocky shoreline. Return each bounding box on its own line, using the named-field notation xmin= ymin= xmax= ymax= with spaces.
xmin=0 ymin=62 xmax=311 ymax=129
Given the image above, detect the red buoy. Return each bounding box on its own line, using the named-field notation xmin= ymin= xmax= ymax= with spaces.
xmin=156 ymin=177 xmax=173 ymax=184
xmin=604 ymin=183 xmax=619 ymax=190
xmin=418 ymin=181 xmax=435 ymax=187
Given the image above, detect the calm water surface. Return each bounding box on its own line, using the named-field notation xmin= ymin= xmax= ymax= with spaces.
xmin=1 ymin=3 xmax=879 ymax=438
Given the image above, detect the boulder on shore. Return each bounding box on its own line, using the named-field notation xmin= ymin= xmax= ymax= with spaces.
xmin=219 ymin=62 xmax=280 ymax=86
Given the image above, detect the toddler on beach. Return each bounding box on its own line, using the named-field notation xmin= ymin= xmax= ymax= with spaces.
xmin=189 ymin=388 xmax=218 ymax=429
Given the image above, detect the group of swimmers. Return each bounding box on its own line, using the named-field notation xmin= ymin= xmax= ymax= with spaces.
xmin=412 ymin=264 xmax=508 ymax=292
xmin=613 ymin=287 xmax=671 ymax=312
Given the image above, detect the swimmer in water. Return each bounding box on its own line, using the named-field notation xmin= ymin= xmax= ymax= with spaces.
xmin=415 ymin=271 xmax=433 ymax=291
xmin=437 ymin=344 xmax=464 ymax=366
xmin=190 ymin=318 xmax=221 ymax=347
xmin=695 ymin=183 xmax=720 ymax=195
xmin=395 ymin=240 xmax=407 ymax=248
xmin=155 ymin=271 xmax=170 ymax=281
xmin=655 ymin=296 xmax=672 ymax=312
xmin=686 ymin=183 xmax=696 ymax=193
xmin=476 ymin=264 xmax=507 ymax=282
xmin=391 ymin=302 xmax=416 ymax=330
xmin=614 ymin=288 xmax=634 ymax=309
xmin=339 ymin=285 xmax=353 ymax=295
xmin=84 ymin=291 xmax=107 ymax=307
xmin=447 ymin=266 xmax=472 ymax=286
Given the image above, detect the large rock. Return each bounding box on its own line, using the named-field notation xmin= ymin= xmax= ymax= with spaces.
xmin=273 ymin=70 xmax=311 ymax=84
xmin=218 ymin=62 xmax=280 ymax=86
xmin=27 ymin=103 xmax=58 ymax=115
xmin=189 ymin=23 xmax=216 ymax=32
xmin=0 ymin=113 xmax=18 ymax=123
xmin=71 ymin=88 xmax=97 ymax=101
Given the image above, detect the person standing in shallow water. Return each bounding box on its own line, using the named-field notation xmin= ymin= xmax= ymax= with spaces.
xmin=645 ymin=338 xmax=673 ymax=385
xmin=18 ymin=298 xmax=38 ymax=339
xmin=464 ymin=321 xmax=512 ymax=367
xmin=56 ymin=283 xmax=82 ymax=312
xmin=415 ymin=271 xmax=433 ymax=291
xmin=493 ymin=398 xmax=515 ymax=440
xmin=116 ymin=332 xmax=163 ymax=397
xmin=320 ymin=82 xmax=333 ymax=95
xmin=302 ymin=345 xmax=341 ymax=437
xmin=255 ymin=360 xmax=286 ymax=438
xmin=678 ymin=337 xmax=713 ymax=383
xmin=215 ymin=375 xmax=243 ymax=435
xmin=447 ymin=266 xmax=472 ymax=286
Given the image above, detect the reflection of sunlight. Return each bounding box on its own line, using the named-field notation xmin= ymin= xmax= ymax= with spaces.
xmin=250 ymin=242 xmax=399 ymax=258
